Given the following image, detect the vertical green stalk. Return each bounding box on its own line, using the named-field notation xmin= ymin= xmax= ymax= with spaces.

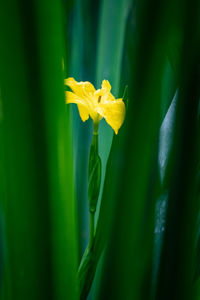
xmin=89 ymin=212 xmax=95 ymax=250
xmin=78 ymin=121 xmax=101 ymax=299
xmin=88 ymin=125 xmax=101 ymax=216
xmin=88 ymin=122 xmax=100 ymax=250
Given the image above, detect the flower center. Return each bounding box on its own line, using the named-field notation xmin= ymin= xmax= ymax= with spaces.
xmin=98 ymin=96 xmax=101 ymax=103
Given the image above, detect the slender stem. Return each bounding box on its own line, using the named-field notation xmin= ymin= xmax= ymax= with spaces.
xmin=93 ymin=121 xmax=99 ymax=135
xmin=88 ymin=121 xmax=99 ymax=249
xmin=88 ymin=211 xmax=95 ymax=250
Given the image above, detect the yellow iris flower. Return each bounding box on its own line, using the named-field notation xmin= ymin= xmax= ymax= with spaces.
xmin=65 ymin=77 xmax=125 ymax=134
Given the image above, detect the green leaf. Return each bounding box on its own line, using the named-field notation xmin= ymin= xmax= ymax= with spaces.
xmin=0 ymin=1 xmax=78 ymax=299
xmin=77 ymin=243 xmax=98 ymax=300
xmin=95 ymin=0 xmax=132 ymax=220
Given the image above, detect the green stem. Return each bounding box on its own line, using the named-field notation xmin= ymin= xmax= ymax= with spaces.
xmin=78 ymin=121 xmax=101 ymax=298
xmin=93 ymin=121 xmax=99 ymax=135
xmin=87 ymin=121 xmax=100 ymax=249
xmin=88 ymin=212 xmax=95 ymax=250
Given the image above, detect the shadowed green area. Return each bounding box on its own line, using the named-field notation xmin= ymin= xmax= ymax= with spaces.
xmin=0 ymin=0 xmax=78 ymax=299
xmin=93 ymin=0 xmax=200 ymax=300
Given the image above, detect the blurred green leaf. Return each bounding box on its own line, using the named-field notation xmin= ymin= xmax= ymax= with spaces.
xmin=96 ymin=0 xmax=131 ymax=191
xmin=95 ymin=0 xmax=179 ymax=298
xmin=0 ymin=0 xmax=78 ymax=299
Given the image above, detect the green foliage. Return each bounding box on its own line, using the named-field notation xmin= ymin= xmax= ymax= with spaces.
xmin=0 ymin=0 xmax=78 ymax=299
xmin=0 ymin=0 xmax=200 ymax=299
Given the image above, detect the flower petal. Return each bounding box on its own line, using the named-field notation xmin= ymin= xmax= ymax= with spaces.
xmin=94 ymin=79 xmax=115 ymax=102
xmin=65 ymin=77 xmax=126 ymax=129
xmin=65 ymin=77 xmax=96 ymax=99
xmin=65 ymin=91 xmax=89 ymax=122
xmin=66 ymin=91 xmax=85 ymax=105
xmin=97 ymin=99 xmax=125 ymax=134
xmin=77 ymin=104 xmax=89 ymax=122
xmin=101 ymin=80 xmax=111 ymax=92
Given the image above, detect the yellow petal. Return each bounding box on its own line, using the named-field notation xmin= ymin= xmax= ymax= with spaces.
xmin=97 ymin=99 xmax=125 ymax=134
xmin=66 ymin=91 xmax=100 ymax=122
xmin=101 ymin=80 xmax=111 ymax=92
xmin=65 ymin=77 xmax=96 ymax=99
xmin=65 ymin=91 xmax=90 ymax=122
xmin=96 ymin=79 xmax=115 ymax=102
xmin=77 ymin=104 xmax=89 ymax=122
xmin=94 ymin=80 xmax=111 ymax=97
xmin=65 ymin=77 xmax=126 ymax=131
xmin=66 ymin=91 xmax=85 ymax=105
xmin=94 ymin=88 xmax=102 ymax=98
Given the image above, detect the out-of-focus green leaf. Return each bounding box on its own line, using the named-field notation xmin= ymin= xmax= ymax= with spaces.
xmin=96 ymin=0 xmax=131 ymax=200
xmin=0 ymin=0 xmax=78 ymax=299
xmin=95 ymin=0 xmax=177 ymax=298
xmin=156 ymin=1 xmax=200 ymax=299
xmin=67 ymin=0 xmax=90 ymax=257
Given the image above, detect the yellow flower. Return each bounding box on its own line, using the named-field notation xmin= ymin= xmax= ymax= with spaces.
xmin=65 ymin=77 xmax=125 ymax=134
